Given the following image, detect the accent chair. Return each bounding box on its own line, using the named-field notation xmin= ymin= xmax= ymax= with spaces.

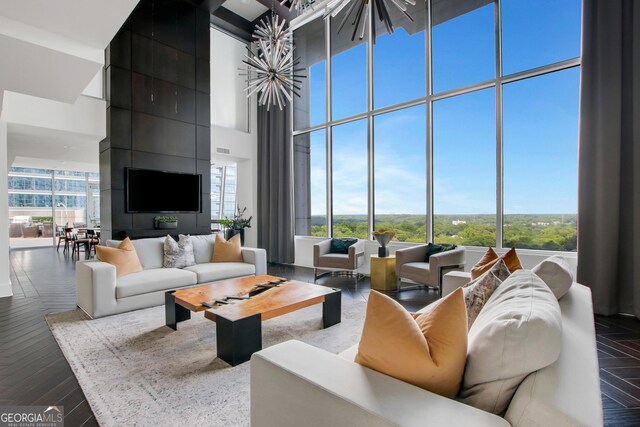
xmin=395 ymin=245 xmax=466 ymax=296
xmin=313 ymin=239 xmax=365 ymax=283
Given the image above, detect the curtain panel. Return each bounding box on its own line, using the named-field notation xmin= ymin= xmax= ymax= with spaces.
xmin=257 ymin=105 xmax=295 ymax=264
xmin=577 ymin=0 xmax=640 ymax=316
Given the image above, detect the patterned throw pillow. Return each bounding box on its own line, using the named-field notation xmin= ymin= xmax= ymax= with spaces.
xmin=163 ymin=234 xmax=196 ymax=268
xmin=330 ymin=238 xmax=358 ymax=254
xmin=462 ymin=260 xmax=511 ymax=329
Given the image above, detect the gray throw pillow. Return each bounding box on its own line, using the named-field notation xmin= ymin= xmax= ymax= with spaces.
xmin=163 ymin=234 xmax=196 ymax=269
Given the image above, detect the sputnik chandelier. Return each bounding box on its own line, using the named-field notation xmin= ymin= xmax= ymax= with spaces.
xmin=243 ymin=39 xmax=303 ymax=110
xmin=324 ymin=0 xmax=416 ymax=41
xmin=240 ymin=2 xmax=305 ymax=110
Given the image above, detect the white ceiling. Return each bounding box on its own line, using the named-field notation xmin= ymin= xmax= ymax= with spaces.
xmin=0 ymin=0 xmax=140 ymax=49
xmin=223 ymin=0 xmax=268 ymax=22
xmin=0 ymin=33 xmax=101 ymax=104
xmin=7 ymin=124 xmax=100 ymax=173
xmin=0 ymin=1 xmax=138 ymax=171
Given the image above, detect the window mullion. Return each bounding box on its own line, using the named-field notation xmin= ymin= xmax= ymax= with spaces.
xmin=495 ymin=0 xmax=504 ymax=250
xmin=426 ymin=0 xmax=434 ymax=243
xmin=367 ymin=3 xmax=374 ymax=240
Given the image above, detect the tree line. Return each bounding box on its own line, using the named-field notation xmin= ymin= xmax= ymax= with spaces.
xmin=309 ymin=214 xmax=577 ymax=252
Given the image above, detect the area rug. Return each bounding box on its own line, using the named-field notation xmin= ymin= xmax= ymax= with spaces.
xmin=46 ymin=293 xmax=367 ymax=427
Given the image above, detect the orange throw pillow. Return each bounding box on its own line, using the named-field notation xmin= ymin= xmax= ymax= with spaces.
xmin=95 ymin=237 xmax=143 ymax=277
xmin=471 ymin=247 xmax=522 ymax=279
xmin=211 ymin=233 xmax=243 ymax=263
xmin=355 ymin=288 xmax=468 ymax=398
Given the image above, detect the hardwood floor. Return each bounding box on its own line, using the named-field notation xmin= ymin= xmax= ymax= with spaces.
xmin=1 ymin=247 xmax=639 ymax=426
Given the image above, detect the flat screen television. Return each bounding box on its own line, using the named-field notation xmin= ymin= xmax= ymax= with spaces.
xmin=126 ymin=168 xmax=202 ymax=213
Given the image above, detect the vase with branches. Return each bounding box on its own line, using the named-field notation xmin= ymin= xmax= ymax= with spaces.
xmin=219 ymin=206 xmax=252 ymax=244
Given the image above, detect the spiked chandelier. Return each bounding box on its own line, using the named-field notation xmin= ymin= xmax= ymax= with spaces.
xmin=324 ymin=0 xmax=416 ymax=41
xmin=240 ymin=2 xmax=305 ymax=110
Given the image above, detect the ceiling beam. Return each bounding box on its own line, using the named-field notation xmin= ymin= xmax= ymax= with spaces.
xmin=211 ymin=7 xmax=253 ymax=42
xmin=254 ymin=0 xmax=295 ymax=24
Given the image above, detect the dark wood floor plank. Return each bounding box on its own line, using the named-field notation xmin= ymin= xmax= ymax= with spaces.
xmin=601 ymin=371 xmax=640 ymax=408
xmin=603 ymin=408 xmax=640 ymax=427
xmin=606 ymin=367 xmax=640 ymax=379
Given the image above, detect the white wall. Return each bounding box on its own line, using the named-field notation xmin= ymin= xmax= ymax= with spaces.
xmin=81 ymin=68 xmax=104 ymax=99
xmin=210 ymin=28 xmax=259 ymax=247
xmin=210 ymin=28 xmax=249 ymax=131
xmin=0 ymin=121 xmax=12 ymax=297
xmin=294 ymin=237 xmax=578 ymax=277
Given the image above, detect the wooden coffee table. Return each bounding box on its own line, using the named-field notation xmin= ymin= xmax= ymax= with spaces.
xmin=164 ymin=275 xmax=341 ymax=366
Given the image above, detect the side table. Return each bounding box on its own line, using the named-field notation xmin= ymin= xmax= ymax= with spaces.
xmin=370 ymin=255 xmax=397 ymax=292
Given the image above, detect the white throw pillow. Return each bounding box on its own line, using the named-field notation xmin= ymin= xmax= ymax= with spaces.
xmin=459 ymin=270 xmax=562 ymax=415
xmin=532 ymin=255 xmax=574 ymax=299
xmin=190 ymin=234 xmax=215 ymax=264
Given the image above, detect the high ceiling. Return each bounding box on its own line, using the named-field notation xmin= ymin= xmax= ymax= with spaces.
xmin=0 ymin=0 xmax=139 ymax=171
xmin=222 ymin=0 xmax=268 ymax=22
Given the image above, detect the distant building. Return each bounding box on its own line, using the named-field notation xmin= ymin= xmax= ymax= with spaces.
xmin=452 ymin=220 xmax=467 ymax=225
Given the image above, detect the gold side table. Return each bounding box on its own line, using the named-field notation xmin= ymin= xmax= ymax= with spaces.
xmin=370 ymin=255 xmax=397 ymax=292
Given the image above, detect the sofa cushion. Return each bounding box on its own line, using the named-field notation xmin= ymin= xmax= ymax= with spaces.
xmin=212 ymin=233 xmax=243 ymax=263
xmin=459 ymin=270 xmax=562 ymax=414
xmin=399 ymin=262 xmax=430 ymax=284
xmin=191 ymin=234 xmax=215 ymax=264
xmin=183 ymin=262 xmax=255 ymax=283
xmin=96 ymin=237 xmax=143 ymax=277
xmin=532 ymin=255 xmax=574 ymax=299
xmin=107 ymin=237 xmax=165 ymax=270
xmin=116 ymin=268 xmax=197 ymax=299
xmin=163 ymin=234 xmax=196 ymax=268
xmin=355 ymin=289 xmax=468 ymax=398
xmin=462 ymin=260 xmax=511 ymax=329
xmin=317 ymin=254 xmax=351 ymax=270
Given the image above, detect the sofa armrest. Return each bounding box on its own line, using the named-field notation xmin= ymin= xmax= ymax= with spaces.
xmin=428 ymin=247 xmax=466 ymax=286
xmin=443 ymin=271 xmax=472 ymax=297
xmin=251 ymin=340 xmax=509 ymax=427
xmin=76 ymin=260 xmax=117 ymax=319
xmin=313 ymin=239 xmax=332 ymax=266
xmin=241 ymin=247 xmax=267 ymax=275
xmin=395 ymin=245 xmax=428 ymax=277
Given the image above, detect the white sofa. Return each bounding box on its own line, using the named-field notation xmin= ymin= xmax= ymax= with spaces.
xmin=250 ymin=271 xmax=602 ymax=427
xmin=76 ymin=234 xmax=267 ymax=318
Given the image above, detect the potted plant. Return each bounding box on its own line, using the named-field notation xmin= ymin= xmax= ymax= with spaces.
xmin=372 ymin=229 xmax=396 ymax=257
xmin=219 ymin=206 xmax=252 ymax=245
xmin=154 ymin=215 xmax=178 ymax=230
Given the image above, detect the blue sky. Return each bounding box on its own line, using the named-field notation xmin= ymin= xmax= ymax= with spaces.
xmin=303 ymin=0 xmax=582 ymax=216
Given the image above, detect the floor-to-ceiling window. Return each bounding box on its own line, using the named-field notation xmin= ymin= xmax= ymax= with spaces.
xmin=293 ymin=0 xmax=581 ymax=252
xmin=210 ymin=164 xmax=238 ymax=220
xmin=8 ymin=167 xmax=100 ymax=248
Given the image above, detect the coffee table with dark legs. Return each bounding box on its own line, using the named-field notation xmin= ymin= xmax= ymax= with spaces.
xmin=164 ymin=275 xmax=342 ymax=366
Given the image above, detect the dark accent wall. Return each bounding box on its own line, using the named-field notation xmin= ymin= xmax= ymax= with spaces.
xmin=101 ymin=0 xmax=211 ymax=240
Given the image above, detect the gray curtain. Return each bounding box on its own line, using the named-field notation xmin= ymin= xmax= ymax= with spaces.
xmin=257 ymin=104 xmax=295 ymax=264
xmin=577 ymin=0 xmax=640 ymax=317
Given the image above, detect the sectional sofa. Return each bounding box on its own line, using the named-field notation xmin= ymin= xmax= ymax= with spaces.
xmin=251 ymin=268 xmax=602 ymax=427
xmin=76 ymin=234 xmax=267 ymax=318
